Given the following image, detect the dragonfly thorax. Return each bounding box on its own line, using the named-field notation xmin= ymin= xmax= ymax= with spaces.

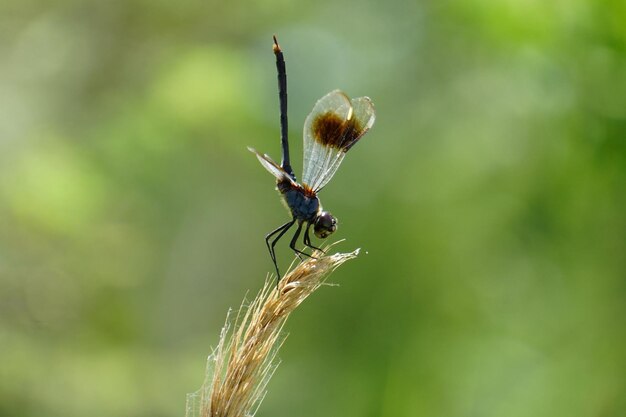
xmin=277 ymin=179 xmax=320 ymax=223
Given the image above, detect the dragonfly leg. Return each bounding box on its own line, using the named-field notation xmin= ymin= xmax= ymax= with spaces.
xmin=290 ymin=221 xmax=318 ymax=260
xmin=303 ymin=222 xmax=325 ymax=254
xmin=265 ymin=219 xmax=295 ymax=281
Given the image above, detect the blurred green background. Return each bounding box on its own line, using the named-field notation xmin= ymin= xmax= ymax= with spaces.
xmin=1 ymin=0 xmax=625 ymax=416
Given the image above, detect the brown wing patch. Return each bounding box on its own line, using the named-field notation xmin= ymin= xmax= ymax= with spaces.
xmin=312 ymin=111 xmax=365 ymax=151
xmin=277 ymin=179 xmax=317 ymax=198
xmin=301 ymin=183 xmax=317 ymax=197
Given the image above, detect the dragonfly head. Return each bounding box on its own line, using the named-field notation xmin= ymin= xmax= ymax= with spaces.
xmin=313 ymin=211 xmax=337 ymax=239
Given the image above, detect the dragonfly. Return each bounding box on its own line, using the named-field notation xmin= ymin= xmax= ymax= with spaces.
xmin=249 ymin=36 xmax=375 ymax=280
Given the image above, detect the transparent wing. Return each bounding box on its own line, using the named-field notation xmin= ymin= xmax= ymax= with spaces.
xmin=301 ymin=91 xmax=351 ymax=191
xmin=248 ymin=147 xmax=295 ymax=184
xmin=301 ymin=91 xmax=376 ymax=192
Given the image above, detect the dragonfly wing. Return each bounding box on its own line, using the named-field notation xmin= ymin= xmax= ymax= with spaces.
xmin=301 ymin=91 xmax=376 ymax=192
xmin=248 ymin=147 xmax=295 ymax=184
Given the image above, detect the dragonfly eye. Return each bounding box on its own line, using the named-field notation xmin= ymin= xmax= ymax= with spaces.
xmin=314 ymin=211 xmax=337 ymax=239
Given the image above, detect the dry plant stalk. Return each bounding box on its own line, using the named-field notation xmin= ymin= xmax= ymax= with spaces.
xmin=186 ymin=248 xmax=359 ymax=417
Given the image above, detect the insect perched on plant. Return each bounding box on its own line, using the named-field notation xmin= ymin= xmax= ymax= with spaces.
xmin=249 ymin=36 xmax=376 ymax=280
